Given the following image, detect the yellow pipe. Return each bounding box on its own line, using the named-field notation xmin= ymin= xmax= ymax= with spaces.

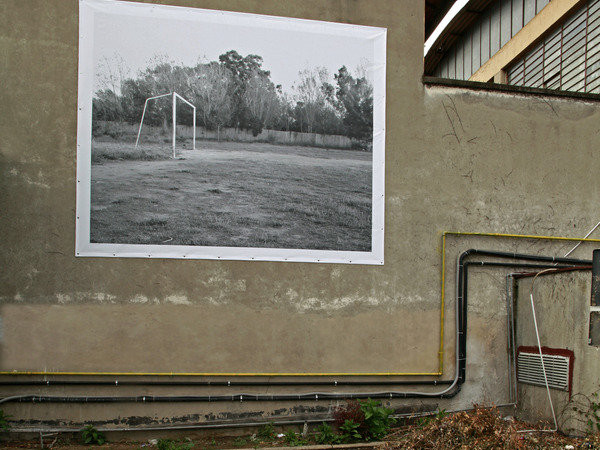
xmin=0 ymin=371 xmax=441 ymax=377
xmin=1 ymin=231 xmax=597 ymax=379
xmin=444 ymin=231 xmax=600 ymax=243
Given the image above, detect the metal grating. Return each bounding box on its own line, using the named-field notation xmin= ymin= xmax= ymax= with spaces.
xmin=432 ymin=0 xmax=551 ymax=79
xmin=507 ymin=0 xmax=600 ymax=93
xmin=517 ymin=351 xmax=570 ymax=391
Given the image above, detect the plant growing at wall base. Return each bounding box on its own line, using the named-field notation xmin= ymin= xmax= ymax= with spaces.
xmin=563 ymin=388 xmax=600 ymax=435
xmin=315 ymin=422 xmax=341 ymax=445
xmin=339 ymin=419 xmax=362 ymax=442
xmin=334 ymin=398 xmax=395 ymax=441
xmin=156 ymin=439 xmax=193 ymax=450
xmin=358 ymin=398 xmax=396 ymax=440
xmin=0 ymin=410 xmax=12 ymax=432
xmin=333 ymin=399 xmax=366 ymax=432
xmin=282 ymin=429 xmax=308 ymax=447
xmin=81 ymin=424 xmax=105 ymax=445
xmin=256 ymin=422 xmax=276 ymax=440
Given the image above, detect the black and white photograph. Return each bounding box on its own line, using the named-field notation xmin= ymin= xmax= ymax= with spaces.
xmin=76 ymin=0 xmax=386 ymax=264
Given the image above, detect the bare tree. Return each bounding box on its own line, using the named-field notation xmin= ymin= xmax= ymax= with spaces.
xmin=243 ymin=71 xmax=280 ymax=136
xmin=192 ymin=62 xmax=233 ymax=140
xmin=294 ymin=67 xmax=334 ymax=133
xmin=95 ymin=53 xmax=130 ymax=120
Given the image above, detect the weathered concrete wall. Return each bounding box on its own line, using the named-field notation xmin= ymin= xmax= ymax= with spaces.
xmin=1 ymin=0 xmax=600 ymax=432
xmin=516 ymin=271 xmax=600 ymax=435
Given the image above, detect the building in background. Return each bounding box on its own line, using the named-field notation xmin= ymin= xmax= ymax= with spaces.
xmin=425 ymin=0 xmax=600 ymax=93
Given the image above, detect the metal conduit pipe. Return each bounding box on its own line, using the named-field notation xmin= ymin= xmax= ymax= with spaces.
xmin=0 ymin=380 xmax=454 ymax=387
xmin=592 ymin=249 xmax=600 ymax=306
xmin=1 ymin=251 xmax=590 ymax=406
xmin=456 ymin=250 xmax=591 ymax=385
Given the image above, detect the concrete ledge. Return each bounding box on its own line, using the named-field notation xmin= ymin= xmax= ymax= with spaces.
xmin=423 ymin=76 xmax=600 ymax=102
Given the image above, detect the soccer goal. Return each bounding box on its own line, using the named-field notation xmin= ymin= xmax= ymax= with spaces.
xmin=135 ymin=91 xmax=196 ymax=158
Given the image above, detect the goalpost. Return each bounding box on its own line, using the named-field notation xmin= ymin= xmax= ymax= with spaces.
xmin=135 ymin=91 xmax=196 ymax=158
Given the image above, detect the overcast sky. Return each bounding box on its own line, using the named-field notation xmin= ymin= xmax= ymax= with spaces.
xmin=92 ymin=6 xmax=377 ymax=95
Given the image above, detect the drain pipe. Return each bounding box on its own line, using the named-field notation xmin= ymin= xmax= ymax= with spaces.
xmin=592 ymin=249 xmax=600 ymax=307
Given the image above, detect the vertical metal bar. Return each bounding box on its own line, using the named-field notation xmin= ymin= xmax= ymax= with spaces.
xmin=470 ymin=30 xmax=474 ymax=76
xmin=461 ymin=40 xmax=465 ymax=79
xmin=192 ymin=107 xmax=196 ymax=150
xmin=560 ymin=20 xmax=564 ymax=89
xmin=452 ymin=43 xmax=456 ymax=79
xmin=542 ymin=36 xmax=546 ymax=87
xmin=585 ymin=3 xmax=590 ymax=92
xmin=512 ymin=276 xmax=519 ymax=403
xmin=135 ymin=99 xmax=150 ymax=148
xmin=172 ymin=92 xmax=176 ymax=158
xmin=511 ymin=0 xmax=514 ymax=38
xmin=489 ymin=11 xmax=492 ymax=61
xmin=505 ymin=275 xmax=514 ymax=403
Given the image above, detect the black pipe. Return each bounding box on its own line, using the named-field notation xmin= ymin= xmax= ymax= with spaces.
xmin=456 ymin=250 xmax=592 ymax=384
xmin=1 ymin=250 xmax=591 ymax=404
xmin=8 ymin=392 xmax=455 ymax=403
xmin=458 ymin=249 xmax=591 ymax=266
xmin=0 ymin=380 xmax=453 ymax=387
xmin=592 ymin=249 xmax=600 ymax=306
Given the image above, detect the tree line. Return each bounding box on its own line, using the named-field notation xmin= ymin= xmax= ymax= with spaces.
xmin=93 ymin=50 xmax=373 ymax=143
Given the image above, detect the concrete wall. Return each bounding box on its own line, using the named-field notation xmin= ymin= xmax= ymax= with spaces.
xmin=1 ymin=0 xmax=600 ymax=433
xmin=516 ymin=271 xmax=600 ymax=435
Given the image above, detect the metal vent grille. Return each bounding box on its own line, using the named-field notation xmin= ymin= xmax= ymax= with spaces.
xmin=507 ymin=0 xmax=600 ymax=93
xmin=517 ymin=352 xmax=570 ymax=391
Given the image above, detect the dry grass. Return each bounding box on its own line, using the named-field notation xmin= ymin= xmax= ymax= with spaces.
xmin=383 ymin=406 xmax=600 ymax=450
xmin=90 ymin=140 xmax=372 ymax=250
xmin=91 ymin=141 xmax=186 ymax=162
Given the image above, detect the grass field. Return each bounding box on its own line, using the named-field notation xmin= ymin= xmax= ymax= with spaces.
xmin=90 ymin=140 xmax=372 ymax=251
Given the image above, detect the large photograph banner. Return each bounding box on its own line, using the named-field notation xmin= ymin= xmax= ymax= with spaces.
xmin=76 ymin=0 xmax=386 ymax=264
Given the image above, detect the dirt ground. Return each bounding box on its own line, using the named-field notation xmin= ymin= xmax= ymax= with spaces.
xmin=90 ymin=140 xmax=372 ymax=251
xmin=4 ymin=408 xmax=600 ymax=450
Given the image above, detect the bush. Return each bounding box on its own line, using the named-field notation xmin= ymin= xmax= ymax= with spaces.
xmin=0 ymin=410 xmax=11 ymax=432
xmin=156 ymin=439 xmax=193 ymax=450
xmin=282 ymin=430 xmax=307 ymax=447
xmin=359 ymin=398 xmax=396 ymax=440
xmin=339 ymin=419 xmax=362 ymax=442
xmin=81 ymin=424 xmax=105 ymax=445
xmin=256 ymin=422 xmax=276 ymax=440
xmin=315 ymin=422 xmax=341 ymax=445
xmin=333 ymin=398 xmax=395 ymax=441
xmin=333 ymin=399 xmax=366 ymax=432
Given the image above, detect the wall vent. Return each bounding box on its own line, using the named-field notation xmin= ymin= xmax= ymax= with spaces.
xmin=517 ymin=347 xmax=573 ymax=392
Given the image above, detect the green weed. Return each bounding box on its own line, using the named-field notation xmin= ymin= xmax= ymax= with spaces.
xmin=339 ymin=419 xmax=362 ymax=442
xmin=81 ymin=424 xmax=105 ymax=445
xmin=359 ymin=398 xmax=396 ymax=440
xmin=282 ymin=429 xmax=308 ymax=447
xmin=256 ymin=422 xmax=275 ymax=440
xmin=156 ymin=439 xmax=193 ymax=450
xmin=232 ymin=437 xmax=247 ymax=447
xmin=314 ymin=422 xmax=341 ymax=445
xmin=0 ymin=410 xmax=11 ymax=432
